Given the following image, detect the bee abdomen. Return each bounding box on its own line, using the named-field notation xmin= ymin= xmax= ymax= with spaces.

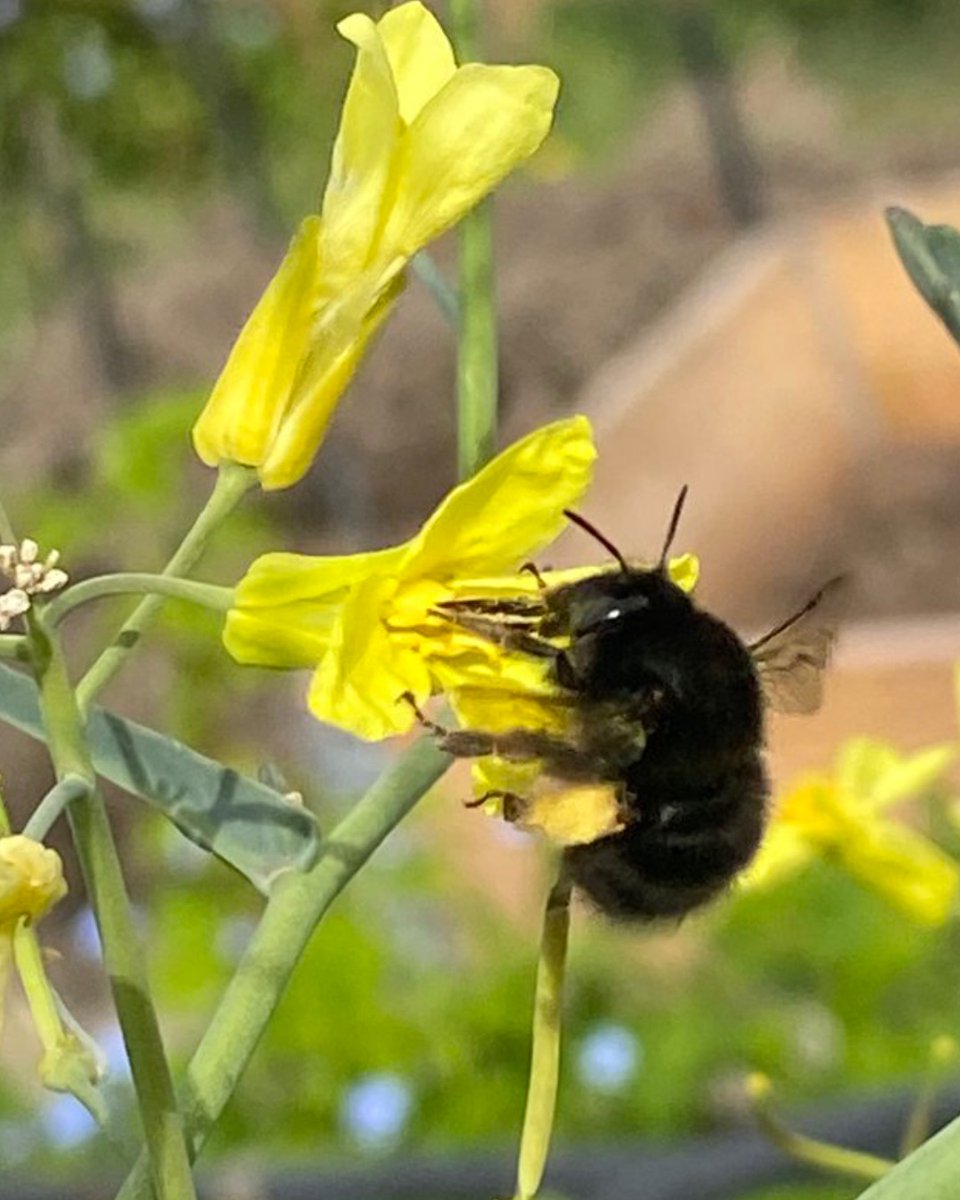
xmin=563 ymin=757 xmax=767 ymax=921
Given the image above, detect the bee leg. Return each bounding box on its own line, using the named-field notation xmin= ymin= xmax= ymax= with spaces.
xmin=435 ymin=610 xmax=559 ymax=660
xmin=437 ymin=595 xmax=544 ymax=618
xmin=464 ymin=790 xmax=529 ymax=824
xmin=397 ymin=694 xmax=516 ymax=759
xmin=519 ymin=561 xmax=547 ymax=590
xmin=445 ymin=727 xmax=598 ymax=781
xmin=464 ymin=788 xmax=523 ymax=811
xmin=397 ymin=691 xmax=450 ymax=738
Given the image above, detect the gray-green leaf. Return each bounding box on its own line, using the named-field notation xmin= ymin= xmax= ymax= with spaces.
xmin=0 ymin=663 xmax=320 ymax=892
xmin=887 ymin=206 xmax=960 ymax=345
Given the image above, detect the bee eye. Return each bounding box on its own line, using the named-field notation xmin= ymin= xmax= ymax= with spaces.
xmin=606 ymin=608 xmax=622 ymax=621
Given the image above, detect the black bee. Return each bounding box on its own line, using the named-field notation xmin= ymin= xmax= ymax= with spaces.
xmin=412 ymin=488 xmax=834 ymax=922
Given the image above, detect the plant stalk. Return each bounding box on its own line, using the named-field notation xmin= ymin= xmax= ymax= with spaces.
xmin=754 ymin=1096 xmax=893 ymax=1182
xmin=77 ymin=462 xmax=254 ymax=714
xmin=22 ymin=773 xmax=91 ymax=841
xmin=46 ymin=574 xmax=233 ymax=627
xmin=28 ymin=613 xmax=197 ymax=1200
xmin=115 ymin=736 xmax=450 ymax=1199
xmin=449 ymin=0 xmax=498 ymax=480
xmin=514 ymin=874 xmax=572 ymax=1200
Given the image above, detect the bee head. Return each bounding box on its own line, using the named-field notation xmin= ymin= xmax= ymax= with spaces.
xmin=556 ymin=567 xmax=691 ymax=641
xmin=561 ymin=484 xmax=689 ymax=591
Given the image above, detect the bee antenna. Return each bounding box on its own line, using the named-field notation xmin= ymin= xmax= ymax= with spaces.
xmin=658 ymin=485 xmax=689 ymax=568
xmin=563 ymin=509 xmax=629 ymax=572
xmin=748 ymin=576 xmax=845 ymax=652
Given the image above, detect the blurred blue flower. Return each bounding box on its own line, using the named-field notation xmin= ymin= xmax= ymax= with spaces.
xmin=41 ymin=1095 xmax=96 ymax=1149
xmin=576 ymin=1022 xmax=641 ymax=1093
xmin=340 ymin=1072 xmax=413 ymax=1151
xmin=134 ymin=0 xmax=181 ymax=21
xmin=0 ymin=0 xmax=21 ymax=32
xmin=62 ymin=30 xmax=115 ymax=101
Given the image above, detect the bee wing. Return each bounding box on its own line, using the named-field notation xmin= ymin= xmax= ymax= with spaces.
xmin=752 ymin=626 xmax=835 ymax=715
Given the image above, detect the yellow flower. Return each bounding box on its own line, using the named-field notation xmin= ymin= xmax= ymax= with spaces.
xmin=225 ymin=417 xmax=596 ymax=739
xmin=746 ymin=739 xmax=958 ymax=924
xmin=0 ymin=836 xmax=67 ymax=1036
xmin=192 ymin=2 xmax=559 ymax=489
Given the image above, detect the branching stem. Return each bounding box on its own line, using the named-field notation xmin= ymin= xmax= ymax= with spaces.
xmin=76 ymin=462 xmax=254 ymax=714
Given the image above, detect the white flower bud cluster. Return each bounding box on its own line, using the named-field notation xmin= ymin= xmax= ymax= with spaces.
xmin=0 ymin=540 xmax=69 ymax=630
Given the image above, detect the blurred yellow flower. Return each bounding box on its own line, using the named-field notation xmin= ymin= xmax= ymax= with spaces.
xmin=193 ymin=1 xmax=559 ymax=489
xmin=0 ymin=835 xmax=67 ymax=1036
xmin=746 ymin=739 xmax=958 ymax=925
xmin=224 ymin=418 xmax=596 ymax=739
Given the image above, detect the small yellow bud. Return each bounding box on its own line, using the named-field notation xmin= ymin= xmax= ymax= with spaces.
xmin=931 ymin=1035 xmax=959 ymax=1067
xmin=0 ymin=836 xmax=67 ymax=930
xmin=746 ymin=1072 xmax=774 ymax=1103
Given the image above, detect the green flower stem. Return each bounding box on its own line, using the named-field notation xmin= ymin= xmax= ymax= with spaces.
xmin=22 ymin=773 xmax=91 ymax=841
xmin=449 ymin=0 xmax=498 ymax=480
xmin=754 ymin=1096 xmax=893 ymax=1183
xmin=77 ymin=462 xmax=255 ymax=715
xmin=13 ymin=924 xmax=119 ymax=1147
xmin=901 ymin=1077 xmax=938 ymax=1159
xmin=514 ymin=874 xmax=572 ymax=1200
xmin=0 ymin=635 xmax=27 ymax=660
xmin=412 ymin=252 xmax=460 ymax=325
xmin=27 ymin=613 xmax=197 ymax=1200
xmin=455 ymin=199 xmax=498 ymax=480
xmin=45 ymin=575 xmax=233 ymax=628
xmin=115 ymin=736 xmax=451 ymax=1200
xmin=900 ymin=1039 xmax=958 ymax=1157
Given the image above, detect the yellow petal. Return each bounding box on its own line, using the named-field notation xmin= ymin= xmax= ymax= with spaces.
xmin=324 ymin=14 xmax=400 ymax=288
xmin=869 ymin=745 xmax=956 ymax=810
xmin=471 ymin=757 xmax=541 ymax=802
xmin=222 ymin=608 xmax=335 ymax=671
xmin=377 ymin=2 xmax=457 ymax=124
xmin=839 ymin=820 xmax=960 ymax=926
xmin=192 ymin=218 xmax=321 ymax=471
xmin=835 ymin=739 xmax=900 ymax=802
xmin=408 ymin=417 xmax=596 ymax=578
xmin=450 ymin=683 xmax=570 ymax=735
xmin=225 ymin=545 xmax=407 ymax=669
xmin=741 ymin=822 xmax=812 ymax=890
xmin=234 ymin=546 xmax=407 ymax=608
xmin=449 ymin=684 xmax=575 ymax=810
xmin=667 ymin=553 xmax=699 ymax=593
xmin=258 ymin=272 xmax=404 ymax=489
xmin=381 ymin=62 xmax=559 ymax=259
xmin=309 ymin=576 xmax=433 ymax=740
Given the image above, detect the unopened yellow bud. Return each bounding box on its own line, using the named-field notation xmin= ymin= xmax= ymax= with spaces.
xmin=0 ymin=836 xmax=67 ymax=929
xmin=746 ymin=1072 xmax=774 ymax=1103
xmin=931 ymin=1035 xmax=959 ymax=1067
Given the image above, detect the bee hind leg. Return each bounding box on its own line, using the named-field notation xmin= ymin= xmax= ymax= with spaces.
xmin=398 ymin=694 xmax=595 ymax=778
xmin=464 ymin=789 xmax=526 ymax=822
xmin=397 ymin=693 xmax=522 ymax=759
